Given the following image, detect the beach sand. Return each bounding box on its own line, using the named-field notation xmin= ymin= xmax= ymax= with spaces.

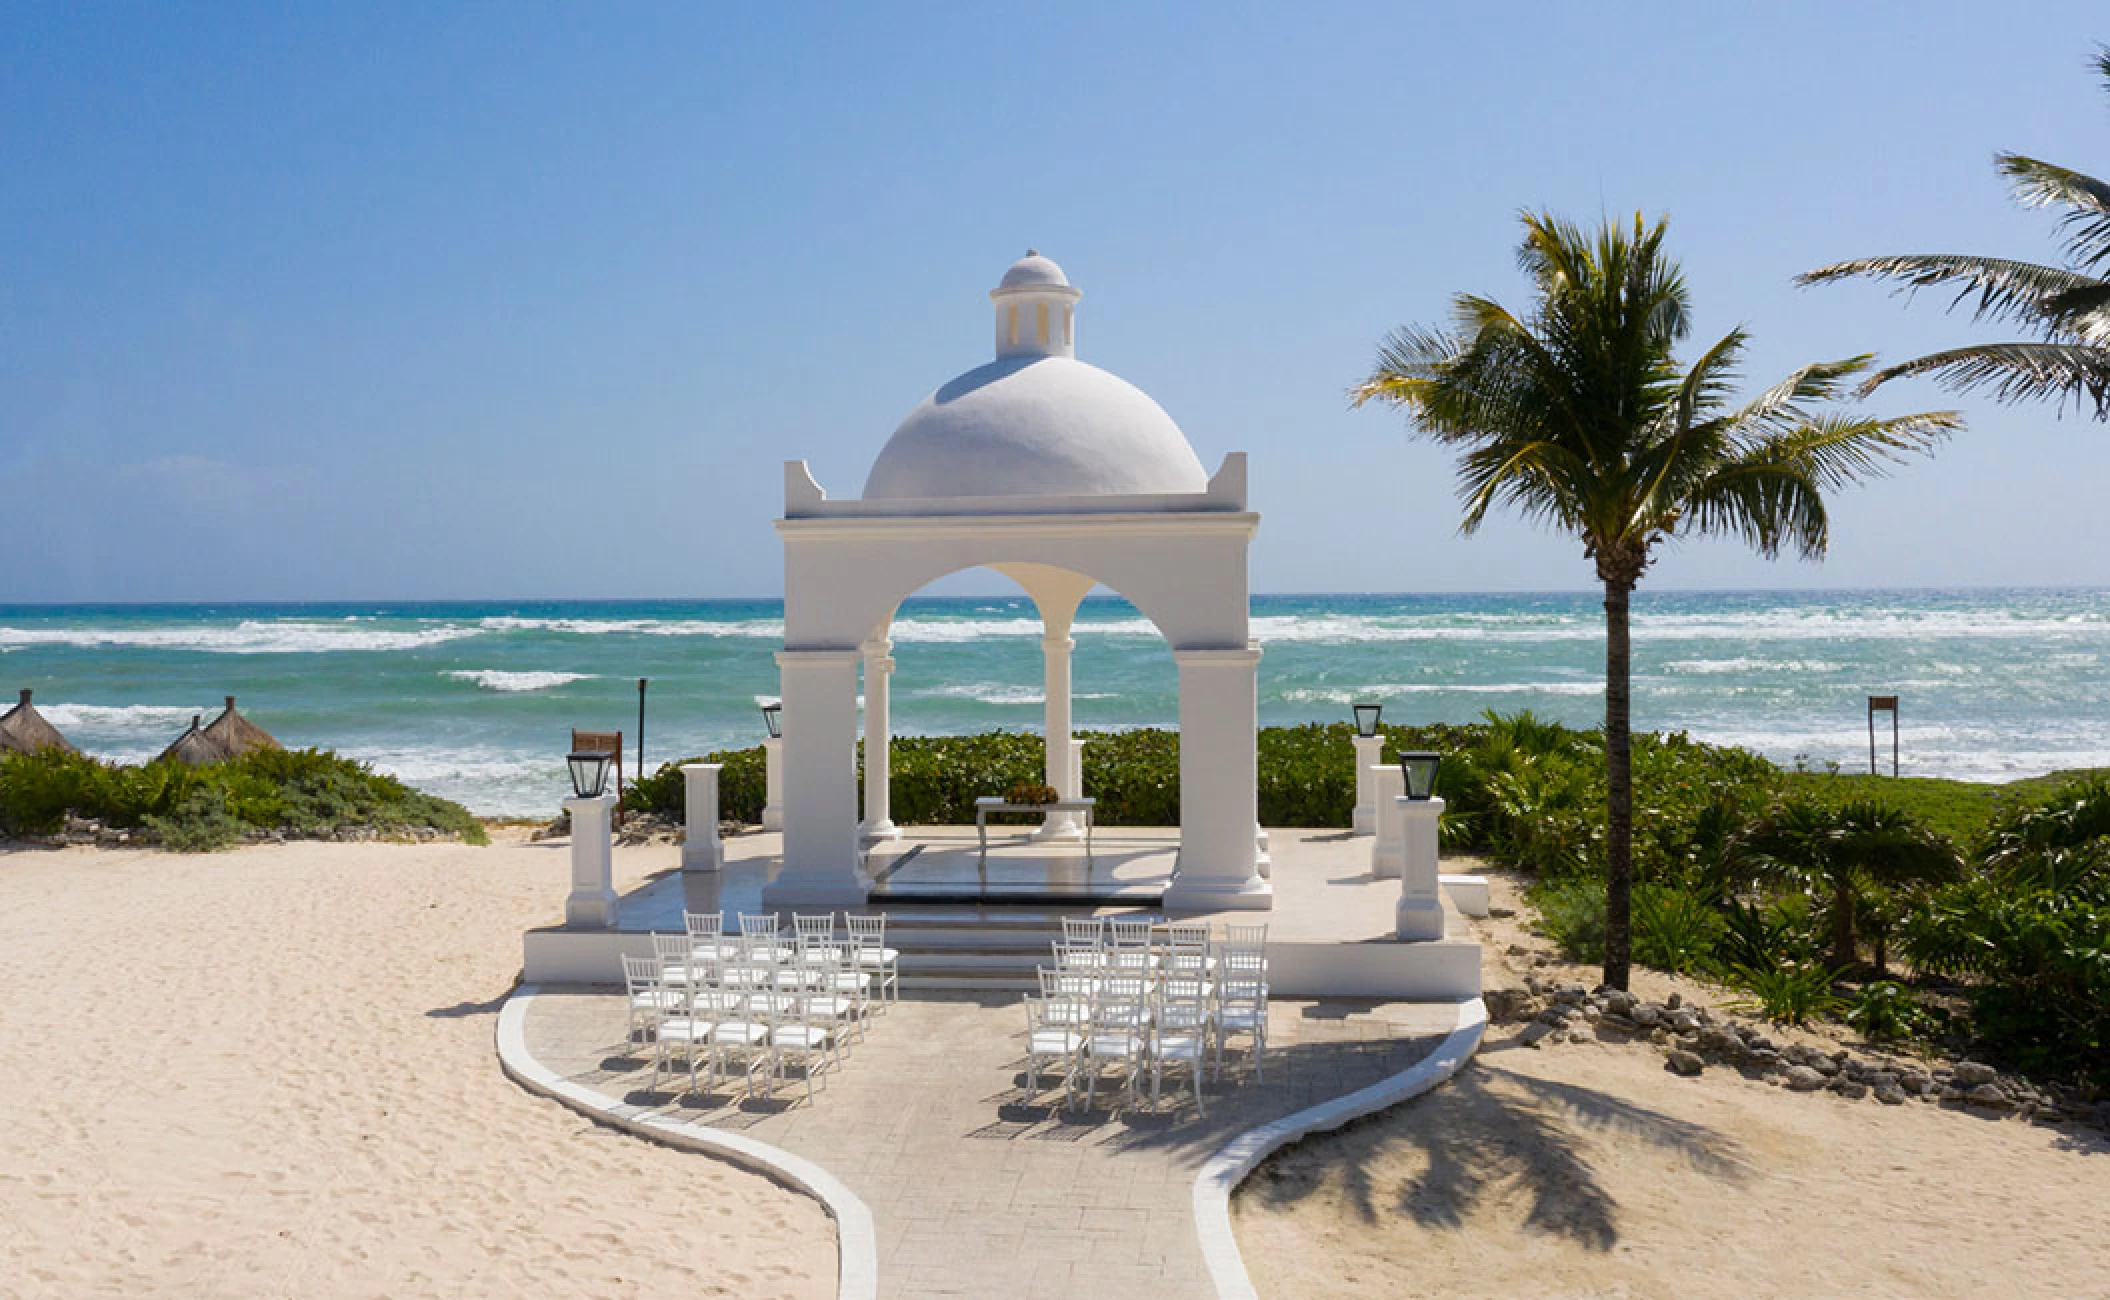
xmin=1232 ymin=868 xmax=2110 ymax=1300
xmin=0 ymin=833 xmax=834 ymax=1299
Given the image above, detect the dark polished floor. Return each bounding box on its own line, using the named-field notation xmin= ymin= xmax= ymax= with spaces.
xmin=612 ymin=828 xmax=1180 ymax=930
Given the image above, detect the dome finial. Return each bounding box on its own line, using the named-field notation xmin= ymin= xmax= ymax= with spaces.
xmin=1025 ymin=247 xmax=1039 ymax=257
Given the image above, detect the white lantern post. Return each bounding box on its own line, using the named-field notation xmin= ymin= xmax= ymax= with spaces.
xmin=1396 ymin=794 xmax=1446 ymax=940
xmin=563 ymin=750 xmax=618 ymax=928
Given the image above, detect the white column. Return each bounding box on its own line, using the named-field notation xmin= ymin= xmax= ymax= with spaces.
xmin=681 ymin=763 xmax=723 ymax=872
xmin=859 ymin=641 xmax=900 ymax=842
xmin=1350 ymin=734 xmax=1385 ymax=835
xmin=763 ymin=649 xmax=871 ymax=908
xmin=1035 ymin=633 xmax=1084 ymax=840
xmin=1397 ymin=795 xmax=1446 ymax=940
xmin=564 ymin=792 xmax=619 ymax=927
xmin=1370 ymin=766 xmax=1406 ymax=878
xmin=761 ymin=736 xmax=784 ymax=831
xmin=1163 ymin=647 xmax=1271 ymax=912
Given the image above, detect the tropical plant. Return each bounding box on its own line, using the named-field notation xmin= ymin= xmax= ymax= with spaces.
xmin=1800 ymin=48 xmax=2110 ymax=420
xmin=1742 ymin=797 xmax=1960 ymax=972
xmin=1353 ymin=210 xmax=1959 ymax=988
xmin=1726 ymin=961 xmax=1850 ymax=1026
xmin=1903 ymin=777 xmax=2110 ymax=1083
xmin=1846 ymin=980 xmax=1943 ymax=1043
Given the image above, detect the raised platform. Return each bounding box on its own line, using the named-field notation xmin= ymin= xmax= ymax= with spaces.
xmin=521 ymin=826 xmax=1481 ymax=999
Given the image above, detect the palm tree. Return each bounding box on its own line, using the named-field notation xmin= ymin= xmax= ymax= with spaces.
xmin=1353 ymin=212 xmax=1960 ymax=990
xmin=1743 ymin=799 xmax=1961 ymax=974
xmin=1799 ymin=48 xmax=2110 ymax=419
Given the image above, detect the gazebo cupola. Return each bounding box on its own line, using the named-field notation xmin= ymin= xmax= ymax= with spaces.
xmin=990 ymin=250 xmax=1082 ymax=360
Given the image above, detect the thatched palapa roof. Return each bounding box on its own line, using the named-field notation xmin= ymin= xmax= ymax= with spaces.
xmin=0 ymin=689 xmax=76 ymax=755
xmin=159 ymin=696 xmax=283 ymax=767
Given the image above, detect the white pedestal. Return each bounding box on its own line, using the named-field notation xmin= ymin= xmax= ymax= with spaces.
xmin=760 ymin=735 xmax=784 ymax=832
xmin=1370 ymin=765 xmax=1406 ymax=878
xmin=680 ymin=763 xmax=723 ymax=872
xmin=1162 ymin=647 xmax=1271 ymax=913
xmin=763 ymin=649 xmax=872 ymax=909
xmin=1396 ymin=795 xmax=1446 ymax=940
xmin=1350 ymin=734 xmax=1384 ymax=836
xmin=564 ymin=793 xmax=619 ymax=928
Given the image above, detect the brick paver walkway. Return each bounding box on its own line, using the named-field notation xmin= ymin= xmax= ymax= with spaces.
xmin=520 ymin=990 xmax=1453 ymax=1299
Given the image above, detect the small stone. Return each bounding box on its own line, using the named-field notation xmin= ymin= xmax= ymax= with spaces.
xmin=1666 ymin=992 xmax=1684 ymax=1010
xmin=1667 ymin=1010 xmax=1701 ymax=1034
xmin=1830 ymin=1078 xmax=1870 ymax=1100
xmin=1697 ymin=1026 xmax=1743 ymax=1055
xmin=1489 ymin=905 xmax=1516 ymax=919
xmin=1784 ymin=1065 xmax=1828 ymax=1092
xmin=1631 ymin=1003 xmax=1663 ymax=1027
xmin=1596 ymin=1013 xmax=1639 ymax=1034
xmin=1518 ymin=1022 xmax=1555 ymax=1048
xmin=1965 ymin=1083 xmax=2012 ymax=1110
xmin=1506 ymin=943 xmax=1530 ymax=957
xmin=1554 ymin=983 xmax=1589 ymax=1004
xmin=1952 ymin=1061 xmax=1999 ymax=1088
xmin=1866 ymin=1071 xmax=1898 ymax=1092
xmin=1602 ymin=990 xmax=1637 ymax=1016
xmin=1666 ymin=1049 xmax=1706 ymax=1077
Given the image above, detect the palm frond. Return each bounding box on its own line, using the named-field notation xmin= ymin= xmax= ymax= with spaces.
xmin=1862 ymin=341 xmax=2110 ymax=419
xmin=1797 ymin=254 xmax=2096 ymax=331
xmin=1679 ymin=461 xmax=1831 ymax=560
xmin=1754 ymin=411 xmax=1960 ymax=491
xmin=1999 ymin=154 xmax=2110 ymax=269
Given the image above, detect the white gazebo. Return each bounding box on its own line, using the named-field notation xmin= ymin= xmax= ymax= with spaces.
xmin=763 ymin=251 xmax=1269 ymax=914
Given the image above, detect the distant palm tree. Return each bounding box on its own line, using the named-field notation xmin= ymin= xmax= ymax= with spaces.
xmin=1744 ymin=799 xmax=1960 ymax=973
xmin=1353 ymin=212 xmax=1959 ymax=990
xmin=1800 ymin=48 xmax=2110 ymax=419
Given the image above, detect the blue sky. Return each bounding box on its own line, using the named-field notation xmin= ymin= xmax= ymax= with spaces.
xmin=4 ymin=3 xmax=2107 ymax=602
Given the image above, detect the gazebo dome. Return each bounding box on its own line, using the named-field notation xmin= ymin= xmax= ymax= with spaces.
xmin=862 ymin=252 xmax=1209 ymax=501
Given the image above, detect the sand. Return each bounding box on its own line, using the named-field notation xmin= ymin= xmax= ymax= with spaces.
xmin=1232 ymin=865 xmax=2110 ymax=1300
xmin=0 ymin=833 xmax=834 ymax=1299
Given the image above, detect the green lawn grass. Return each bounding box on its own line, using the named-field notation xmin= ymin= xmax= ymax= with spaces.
xmin=1781 ymin=768 xmax=2110 ymax=846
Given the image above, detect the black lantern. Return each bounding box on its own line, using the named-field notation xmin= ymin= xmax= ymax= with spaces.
xmin=1352 ymin=702 xmax=1383 ymax=738
xmin=760 ymin=701 xmax=782 ymax=739
xmin=1398 ymin=751 xmax=1441 ymax=800
xmin=567 ymin=749 xmax=613 ymax=799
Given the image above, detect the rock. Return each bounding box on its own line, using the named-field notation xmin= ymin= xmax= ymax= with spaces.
xmin=1965 ymin=1083 xmax=2012 ymax=1110
xmin=1665 ymin=1050 xmax=1706 ymax=1077
xmin=1830 ymin=1078 xmax=1870 ymax=1100
xmin=1784 ymin=1065 xmax=1828 ymax=1092
xmin=1535 ymin=1006 xmax=1570 ymax=1027
xmin=1743 ymin=1032 xmax=1776 ymax=1054
xmin=1505 ymin=943 xmax=1531 ymax=957
xmin=1952 ymin=1061 xmax=1999 ymax=1088
xmin=1518 ymin=1022 xmax=1555 ymax=1048
xmin=1554 ymin=982 xmax=1589 ymax=1004
xmin=1489 ymin=905 xmax=1516 ymax=919
xmin=1602 ymin=989 xmax=1637 ymax=1016
xmin=1631 ymin=1003 xmax=1663 ymax=1027
xmin=1666 ymin=992 xmax=1684 ymax=1010
xmin=1666 ymin=1010 xmax=1701 ymax=1034
xmin=1866 ymin=1071 xmax=1898 ymax=1092
xmin=1483 ymin=988 xmax=1536 ymax=1024
xmin=1697 ymin=1026 xmax=1743 ymax=1055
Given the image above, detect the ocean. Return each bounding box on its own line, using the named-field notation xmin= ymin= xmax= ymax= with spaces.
xmin=3 ymin=589 xmax=2105 ymax=817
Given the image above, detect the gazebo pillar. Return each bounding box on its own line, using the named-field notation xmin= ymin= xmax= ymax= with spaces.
xmin=859 ymin=640 xmax=899 ymax=843
xmin=762 ymin=649 xmax=871 ymax=908
xmin=1035 ymin=632 xmax=1084 ymax=840
xmin=1163 ymin=646 xmax=1270 ymax=912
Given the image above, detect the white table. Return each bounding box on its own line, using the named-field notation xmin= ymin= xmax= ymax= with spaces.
xmin=974 ymin=796 xmax=1095 ymax=864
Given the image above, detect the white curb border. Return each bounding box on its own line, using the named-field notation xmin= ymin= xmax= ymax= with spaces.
xmin=496 ymin=984 xmax=878 ymax=1300
xmin=1192 ymin=996 xmax=1487 ymax=1300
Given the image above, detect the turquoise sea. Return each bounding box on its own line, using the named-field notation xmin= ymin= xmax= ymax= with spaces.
xmin=3 ymin=589 xmax=2106 ymax=816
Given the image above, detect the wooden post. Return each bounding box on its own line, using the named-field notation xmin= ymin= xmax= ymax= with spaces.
xmin=1867 ymin=696 xmax=1899 ymax=778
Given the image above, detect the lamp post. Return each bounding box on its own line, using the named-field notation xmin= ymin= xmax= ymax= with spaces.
xmin=563 ymin=749 xmax=618 ymax=928
xmin=1399 ymin=751 xmax=1442 ymax=800
xmin=1350 ymin=703 xmax=1385 ymax=837
xmin=760 ymin=700 xmax=785 ymax=831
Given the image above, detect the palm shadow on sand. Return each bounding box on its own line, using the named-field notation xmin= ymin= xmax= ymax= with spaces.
xmin=1242 ymin=1058 xmax=1753 ymax=1251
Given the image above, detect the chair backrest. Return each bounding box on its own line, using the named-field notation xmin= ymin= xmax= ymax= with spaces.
xmin=844 ymin=913 xmax=886 ymax=944
xmin=1107 ymin=917 xmax=1152 ymax=950
xmin=1061 ymin=916 xmax=1105 ymax=947
xmin=1223 ymin=922 xmax=1268 ymax=950
xmin=1093 ymin=973 xmax=1150 ymax=1026
xmin=1039 ymin=965 xmax=1093 ymax=1003
xmin=738 ymin=912 xmax=780 ymax=939
xmin=622 ymin=953 xmax=665 ymax=998
xmin=1219 ymin=972 xmax=1267 ymax=1009
xmin=683 ymin=911 xmax=724 ymax=941
xmin=651 ymin=932 xmax=692 ymax=968
xmin=1163 ymin=920 xmax=1209 ymax=951
xmin=793 ymin=913 xmax=837 ymax=947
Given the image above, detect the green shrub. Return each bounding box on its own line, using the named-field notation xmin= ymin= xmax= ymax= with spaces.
xmin=1631 ymin=884 xmax=1727 ymax=975
xmin=1846 ymin=981 xmax=1943 ymax=1042
xmin=1532 ymin=878 xmax=1608 ymax=963
xmin=0 ymin=747 xmax=484 ymax=850
xmin=1726 ymin=962 xmax=1848 ymax=1025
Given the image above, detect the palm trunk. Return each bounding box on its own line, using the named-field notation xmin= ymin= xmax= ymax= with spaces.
xmin=1830 ymin=876 xmax=1857 ymax=972
xmin=1603 ymin=577 xmax=1634 ymax=992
